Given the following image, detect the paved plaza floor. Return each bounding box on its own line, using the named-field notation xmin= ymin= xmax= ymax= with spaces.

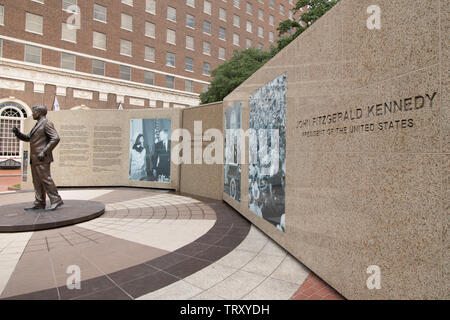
xmin=0 ymin=188 xmax=343 ymax=300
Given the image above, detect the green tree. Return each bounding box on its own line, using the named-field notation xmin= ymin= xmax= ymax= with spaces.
xmin=200 ymin=0 xmax=340 ymax=104
xmin=200 ymin=48 xmax=273 ymax=104
xmin=275 ymin=0 xmax=340 ymax=53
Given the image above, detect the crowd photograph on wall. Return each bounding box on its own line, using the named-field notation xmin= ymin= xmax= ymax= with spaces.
xmin=249 ymin=73 xmax=287 ymax=232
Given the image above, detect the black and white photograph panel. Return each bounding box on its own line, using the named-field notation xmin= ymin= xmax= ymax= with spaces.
xmin=129 ymin=118 xmax=172 ymax=183
xmin=248 ymin=73 xmax=287 ymax=232
xmin=224 ymin=102 xmax=242 ymax=202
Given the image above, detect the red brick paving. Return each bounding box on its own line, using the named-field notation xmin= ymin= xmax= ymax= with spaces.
xmin=290 ymin=273 xmax=345 ymax=300
xmin=0 ymin=169 xmax=22 ymax=190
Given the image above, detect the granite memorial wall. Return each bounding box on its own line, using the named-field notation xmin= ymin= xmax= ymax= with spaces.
xmin=223 ymin=0 xmax=448 ymax=299
xmin=22 ymin=109 xmax=182 ymax=191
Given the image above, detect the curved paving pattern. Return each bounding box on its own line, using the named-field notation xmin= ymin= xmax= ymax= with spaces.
xmin=0 ymin=188 xmax=344 ymax=300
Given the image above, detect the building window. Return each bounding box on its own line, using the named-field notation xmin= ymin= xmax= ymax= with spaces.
xmin=269 ymin=14 xmax=274 ymax=26
xmin=203 ymin=41 xmax=211 ymax=55
xmin=185 ymin=57 xmax=194 ymax=72
xmin=233 ymin=15 xmax=240 ymax=27
xmin=146 ymin=0 xmax=156 ymax=14
xmin=233 ymin=0 xmax=240 ymax=9
xmin=219 ymin=8 xmax=226 ymax=21
xmin=119 ymin=65 xmax=131 ymax=80
xmin=218 ymin=47 xmax=225 ymax=60
xmin=280 ymin=4 xmax=285 ymax=15
xmin=61 ymin=22 xmax=76 ymax=42
xmin=61 ymin=52 xmax=76 ymax=70
xmin=269 ymin=31 xmax=274 ymax=42
xmin=93 ymin=31 xmax=106 ymax=50
xmin=144 ymin=71 xmax=154 ymax=85
xmin=246 ymin=2 xmax=252 ymax=15
xmin=233 ymin=33 xmax=239 ymax=46
xmin=203 ymin=21 xmax=211 ymax=35
xmin=0 ymin=5 xmax=5 ymax=25
xmin=24 ymin=45 xmax=41 ymax=64
xmin=186 ymin=0 xmax=195 ymax=8
xmin=219 ymin=27 xmax=226 ymax=40
xmin=166 ymin=29 xmax=176 ymax=45
xmin=186 ymin=14 xmax=195 ymax=28
xmin=62 ymin=0 xmax=77 ymax=12
xmin=121 ymin=13 xmax=133 ymax=31
xmin=144 ymin=46 xmax=155 ymax=62
xmin=25 ymin=13 xmax=43 ymax=35
xmin=185 ymin=80 xmax=193 ymax=93
xmin=258 ymin=43 xmax=263 ymax=50
xmin=145 ymin=21 xmax=155 ymax=38
xmin=166 ymin=52 xmax=175 ymax=67
xmin=246 ymin=20 xmax=252 ymax=33
xmin=167 ymin=6 xmax=176 ymax=22
xmin=120 ymin=39 xmax=132 ymax=56
xmin=246 ymin=38 xmax=252 ymax=48
xmin=166 ymin=75 xmax=174 ymax=89
xmin=258 ymin=26 xmax=264 ymax=38
xmin=0 ymin=105 xmax=26 ymax=158
xmin=204 ymin=1 xmax=211 ymax=15
xmin=121 ymin=0 xmax=133 ymax=6
xmin=258 ymin=9 xmax=264 ymax=21
xmin=289 ymin=10 xmax=293 ymax=20
xmin=269 ymin=0 xmax=274 ymax=9
xmin=92 ymin=59 xmax=105 ymax=75
xmin=93 ymin=4 xmax=107 ymax=23
xmin=186 ymin=35 xmax=194 ymax=50
xmin=202 ymin=62 xmax=210 ymax=76
xmin=0 ymin=39 xmax=3 ymax=57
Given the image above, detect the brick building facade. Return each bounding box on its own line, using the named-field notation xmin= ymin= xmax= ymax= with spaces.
xmin=0 ymin=0 xmax=298 ymax=164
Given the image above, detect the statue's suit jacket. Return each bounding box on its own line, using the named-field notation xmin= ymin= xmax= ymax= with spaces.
xmin=16 ymin=118 xmax=60 ymax=165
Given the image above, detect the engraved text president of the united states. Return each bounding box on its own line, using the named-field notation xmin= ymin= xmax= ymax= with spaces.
xmin=12 ymin=105 xmax=64 ymax=211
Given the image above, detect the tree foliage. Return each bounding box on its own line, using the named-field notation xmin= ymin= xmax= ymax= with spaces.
xmin=274 ymin=0 xmax=340 ymax=53
xmin=200 ymin=0 xmax=340 ymax=104
xmin=200 ymin=48 xmax=272 ymax=104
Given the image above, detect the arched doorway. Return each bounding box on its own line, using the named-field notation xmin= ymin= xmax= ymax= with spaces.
xmin=0 ymin=101 xmax=31 ymax=167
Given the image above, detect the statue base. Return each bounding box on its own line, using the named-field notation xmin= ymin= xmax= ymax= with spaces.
xmin=0 ymin=200 xmax=105 ymax=232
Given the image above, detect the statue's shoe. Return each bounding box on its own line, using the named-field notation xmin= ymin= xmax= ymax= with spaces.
xmin=46 ymin=201 xmax=64 ymax=211
xmin=24 ymin=205 xmax=45 ymax=211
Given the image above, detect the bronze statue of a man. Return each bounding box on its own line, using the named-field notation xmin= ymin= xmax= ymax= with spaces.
xmin=12 ymin=105 xmax=64 ymax=211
